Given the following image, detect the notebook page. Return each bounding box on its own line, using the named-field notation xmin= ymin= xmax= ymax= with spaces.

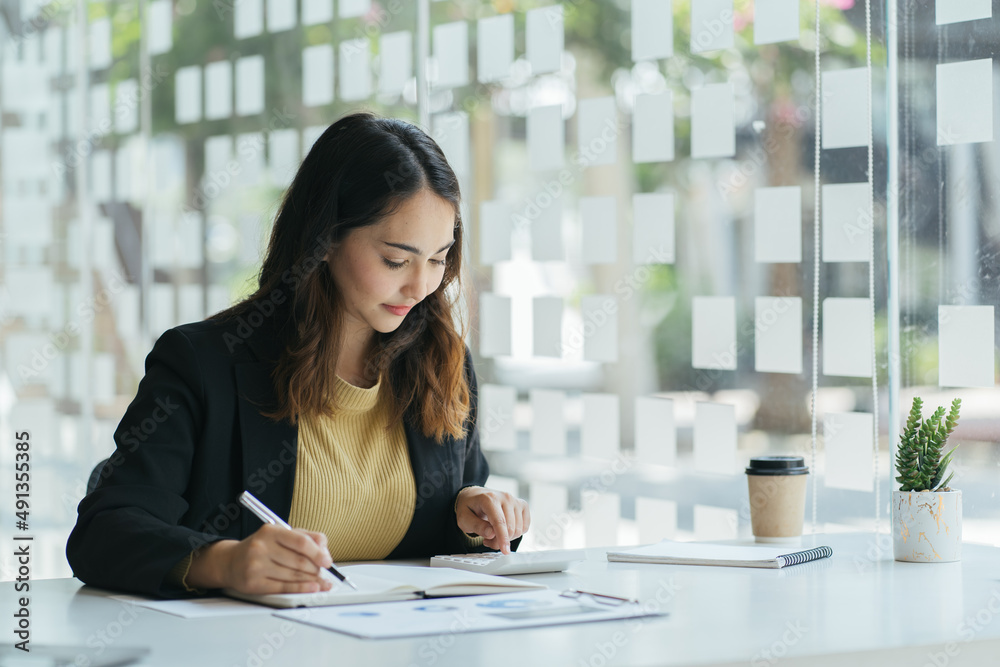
xmin=343 ymin=564 xmax=546 ymax=595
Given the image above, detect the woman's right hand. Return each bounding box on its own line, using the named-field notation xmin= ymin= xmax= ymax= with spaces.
xmin=186 ymin=524 xmax=335 ymax=594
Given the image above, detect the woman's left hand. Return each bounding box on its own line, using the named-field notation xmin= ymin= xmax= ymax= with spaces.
xmin=455 ymin=486 xmax=530 ymax=554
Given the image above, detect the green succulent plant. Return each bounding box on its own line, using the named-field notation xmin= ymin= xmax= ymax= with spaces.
xmin=895 ymin=397 xmax=962 ymax=492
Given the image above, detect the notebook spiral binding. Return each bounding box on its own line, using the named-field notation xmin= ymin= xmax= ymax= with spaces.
xmin=778 ymin=546 xmax=834 ymax=567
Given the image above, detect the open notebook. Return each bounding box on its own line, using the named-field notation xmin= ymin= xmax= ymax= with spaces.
xmin=224 ymin=564 xmax=546 ymax=608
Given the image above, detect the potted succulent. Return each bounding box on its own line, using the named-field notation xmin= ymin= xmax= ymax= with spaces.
xmin=892 ymin=397 xmax=962 ymax=563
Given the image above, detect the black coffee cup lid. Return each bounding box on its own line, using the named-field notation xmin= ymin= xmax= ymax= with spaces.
xmin=746 ymin=456 xmax=809 ymax=475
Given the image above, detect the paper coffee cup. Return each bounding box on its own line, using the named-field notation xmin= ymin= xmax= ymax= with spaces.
xmin=746 ymin=456 xmax=808 ymax=543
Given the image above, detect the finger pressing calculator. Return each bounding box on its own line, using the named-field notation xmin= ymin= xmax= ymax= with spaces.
xmin=429 ymin=549 xmax=587 ymax=575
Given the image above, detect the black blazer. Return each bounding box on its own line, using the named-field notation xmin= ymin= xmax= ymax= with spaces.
xmin=66 ymin=309 xmax=494 ymax=598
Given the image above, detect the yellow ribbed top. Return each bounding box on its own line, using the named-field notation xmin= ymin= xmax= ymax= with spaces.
xmin=287 ymin=375 xmax=416 ymax=561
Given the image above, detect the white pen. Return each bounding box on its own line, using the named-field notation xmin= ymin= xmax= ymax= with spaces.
xmin=238 ymin=490 xmax=358 ymax=591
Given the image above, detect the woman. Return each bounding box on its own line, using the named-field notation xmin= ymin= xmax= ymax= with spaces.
xmin=66 ymin=112 xmax=530 ymax=598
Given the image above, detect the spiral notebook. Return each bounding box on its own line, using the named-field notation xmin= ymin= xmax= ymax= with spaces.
xmin=606 ymin=541 xmax=833 ymax=569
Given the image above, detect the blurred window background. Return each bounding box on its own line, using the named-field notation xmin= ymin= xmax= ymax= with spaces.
xmin=0 ymin=0 xmax=996 ymax=580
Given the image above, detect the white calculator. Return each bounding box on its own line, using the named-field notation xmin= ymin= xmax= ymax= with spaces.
xmin=430 ymin=549 xmax=587 ymax=575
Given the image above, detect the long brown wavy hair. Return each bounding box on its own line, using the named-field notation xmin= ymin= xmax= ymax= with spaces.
xmin=211 ymin=112 xmax=470 ymax=442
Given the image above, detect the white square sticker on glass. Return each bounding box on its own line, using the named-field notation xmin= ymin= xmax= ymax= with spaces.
xmin=939 ymin=305 xmax=995 ymax=387
xmin=432 ymin=111 xmax=470 ymax=178
xmin=91 ymin=150 xmax=112 ymax=201
xmin=822 ymin=298 xmax=873 ymax=378
xmin=632 ymin=0 xmax=673 ymax=61
xmin=578 ymin=96 xmax=617 ymax=167
xmin=691 ymin=0 xmax=733 ymax=53
xmin=175 ymin=212 xmax=205 ymax=268
xmin=477 ymin=14 xmax=514 ymax=83
xmin=584 ymin=493 xmax=620 ymax=547
xmin=694 ymin=402 xmax=737 ymax=475
xmin=204 ymin=135 xmax=233 ymax=183
xmin=302 ymin=44 xmax=334 ymax=107
xmin=379 ymin=31 xmax=412 ymax=96
xmin=635 ymin=396 xmax=676 ymax=467
xmin=339 ymin=38 xmax=371 ymax=101
xmin=527 ymin=483 xmax=569 ymax=548
xmin=755 ymin=186 xmax=801 ymax=263
xmin=268 ymin=129 xmax=299 ymax=187
xmin=632 ymin=192 xmax=675 ymax=264
xmin=937 ymin=59 xmax=994 ymax=146
xmin=755 ymin=296 xmax=802 ymax=374
xmin=148 ymin=0 xmax=173 ymax=55
xmin=691 ymin=82 xmax=735 ymax=158
xmin=694 ymin=505 xmax=739 ymax=539
xmin=302 ymin=0 xmax=332 ymax=25
xmin=822 ymin=182 xmax=870 ymax=262
xmin=526 ymin=5 xmax=563 ymax=75
xmin=530 ymin=389 xmax=566 ymax=455
xmin=339 ymin=0 xmax=370 ymax=17
xmin=692 ymin=296 xmax=736 ymax=370
xmin=527 ymin=105 xmax=564 ymax=171
xmin=636 ymin=498 xmax=678 ymax=543
xmin=234 ymin=0 xmax=263 ymax=38
xmin=530 ymin=199 xmax=563 ymax=261
xmin=302 ymin=125 xmax=325 ymax=158
xmin=151 ymin=283 xmax=176 ymax=338
xmin=480 ymin=200 xmax=512 ymax=264
xmin=480 ymin=384 xmax=516 ymax=451
xmin=633 ymin=91 xmax=674 ymax=163
xmin=174 ymin=66 xmax=202 ymax=124
xmin=479 ymin=293 xmax=511 ymax=358
xmin=89 ymin=18 xmax=111 ymax=70
xmin=582 ymin=295 xmax=618 ymax=363
xmin=532 ymin=296 xmax=563 ymax=358
xmin=432 ymin=21 xmax=469 ymax=89
xmin=179 ymin=283 xmax=206 ymax=324
xmin=754 ymin=0 xmax=799 ymax=45
xmin=114 ymin=80 xmax=139 ymax=134
xmin=266 ymin=0 xmax=296 ymax=32
xmin=582 ymin=393 xmax=620 ymax=460
xmin=204 ymin=61 xmax=233 ymax=120
xmin=235 ymin=55 xmax=265 ymax=115
xmin=580 ymin=196 xmax=617 ymax=264
xmin=90 ymin=83 xmax=111 ymax=128
xmin=822 ymin=68 xmax=868 ymax=149
xmin=824 ymin=412 xmax=874 ymax=492
xmin=236 ymin=132 xmax=265 ymax=186
xmin=936 ymin=0 xmax=991 ymax=25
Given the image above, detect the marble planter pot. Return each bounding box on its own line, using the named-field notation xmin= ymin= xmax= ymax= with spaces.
xmin=892 ymin=490 xmax=962 ymax=563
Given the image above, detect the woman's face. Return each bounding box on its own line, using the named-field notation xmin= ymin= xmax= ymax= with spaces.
xmin=329 ymin=188 xmax=456 ymax=336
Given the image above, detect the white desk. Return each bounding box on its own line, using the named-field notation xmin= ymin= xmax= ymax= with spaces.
xmin=6 ymin=533 xmax=1000 ymax=667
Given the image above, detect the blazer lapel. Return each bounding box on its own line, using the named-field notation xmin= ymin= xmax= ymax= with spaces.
xmin=235 ymin=361 xmax=298 ymax=537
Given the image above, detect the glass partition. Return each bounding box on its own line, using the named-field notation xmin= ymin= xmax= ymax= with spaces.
xmin=0 ymin=0 xmax=996 ymax=581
